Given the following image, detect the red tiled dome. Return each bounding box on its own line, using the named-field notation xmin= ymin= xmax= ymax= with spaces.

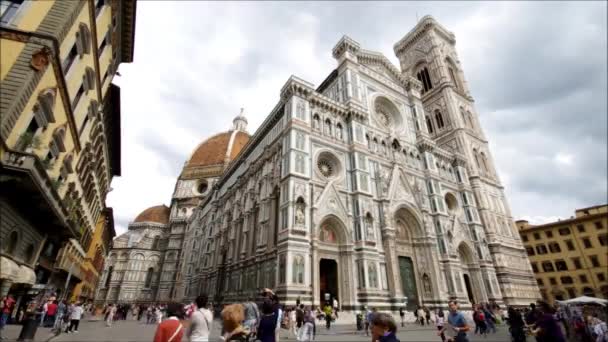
xmin=133 ymin=205 xmax=170 ymax=224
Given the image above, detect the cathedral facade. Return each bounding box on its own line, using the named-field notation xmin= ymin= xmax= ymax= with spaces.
xmin=97 ymin=16 xmax=539 ymax=309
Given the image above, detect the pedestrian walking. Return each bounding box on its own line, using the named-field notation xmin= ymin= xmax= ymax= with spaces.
xmin=473 ymin=304 xmax=487 ymax=336
xmin=53 ymin=300 xmax=67 ymax=332
xmin=147 ymin=306 xmax=154 ymax=324
xmin=186 ymin=294 xmax=213 ymax=342
xmin=156 ymin=306 xmax=163 ymax=324
xmin=371 ymin=313 xmax=400 ymax=342
xmin=399 ymin=307 xmax=405 ymax=328
xmin=39 ymin=299 xmax=48 ymax=327
xmin=323 ymin=303 xmax=333 ymax=330
xmin=482 ymin=304 xmax=497 ymax=334
xmin=257 ymin=299 xmax=277 ymax=342
xmin=438 ymin=300 xmax=470 ymax=342
xmin=153 ymin=302 xmax=184 ymax=342
xmin=243 ymin=297 xmax=260 ymax=340
xmin=297 ymin=306 xmax=315 ymax=342
xmin=332 ymin=298 xmax=339 ymax=319
xmin=65 ymin=302 xmax=84 ymax=333
xmin=44 ymin=300 xmax=58 ymax=327
xmin=288 ymin=307 xmax=297 ymax=338
xmin=417 ymin=307 xmax=425 ymax=326
xmin=436 ymin=309 xmax=446 ymax=342
xmin=106 ymin=304 xmax=116 ymax=327
xmin=365 ymin=307 xmax=374 ymax=336
xmin=0 ymin=295 xmax=16 ymax=340
xmin=530 ymin=301 xmax=566 ymax=342
xmin=425 ymin=307 xmax=432 ymax=326
xmin=506 ymin=307 xmax=526 ymax=342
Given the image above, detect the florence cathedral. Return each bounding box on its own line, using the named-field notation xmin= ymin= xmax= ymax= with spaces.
xmin=96 ymin=16 xmax=540 ymax=310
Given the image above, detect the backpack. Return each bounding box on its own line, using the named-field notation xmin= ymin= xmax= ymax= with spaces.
xmin=478 ymin=312 xmax=485 ymax=321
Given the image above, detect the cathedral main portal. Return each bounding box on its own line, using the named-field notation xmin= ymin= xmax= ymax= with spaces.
xmin=319 ymin=258 xmax=338 ymax=306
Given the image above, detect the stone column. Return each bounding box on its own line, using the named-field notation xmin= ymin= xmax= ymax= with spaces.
xmin=381 ymin=227 xmax=402 ymax=298
xmin=311 ymin=244 xmax=319 ymax=307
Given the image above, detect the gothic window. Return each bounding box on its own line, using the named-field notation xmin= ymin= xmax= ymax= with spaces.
xmin=473 ymin=149 xmax=482 ymax=171
xmin=466 ymin=111 xmax=475 ymax=130
xmin=434 ymin=110 xmax=445 ymax=130
xmin=366 ymin=134 xmax=371 ymax=150
xmin=151 ymin=236 xmax=160 ymax=250
xmin=324 ymin=119 xmax=332 ymax=136
xmin=313 ymin=114 xmax=320 ymax=131
xmin=292 ymin=255 xmax=305 ymax=284
xmin=416 ymin=66 xmax=433 ymax=94
xmin=426 ymin=116 xmax=434 ymax=134
xmin=368 ymin=262 xmax=378 ymax=288
xmin=449 ymin=67 xmax=459 ymax=90
xmin=144 ymin=267 xmax=154 ymax=288
xmin=372 ymin=138 xmax=378 ymax=152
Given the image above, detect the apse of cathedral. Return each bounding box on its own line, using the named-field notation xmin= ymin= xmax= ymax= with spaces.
xmin=97 ymin=16 xmax=540 ymax=309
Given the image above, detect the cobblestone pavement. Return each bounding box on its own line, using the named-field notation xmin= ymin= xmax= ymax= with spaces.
xmin=1 ymin=318 xmax=522 ymax=342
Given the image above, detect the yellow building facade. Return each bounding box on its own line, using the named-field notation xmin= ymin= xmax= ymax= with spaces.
xmin=0 ymin=0 xmax=135 ymax=311
xmin=71 ymin=207 xmax=115 ymax=302
xmin=517 ymin=205 xmax=608 ymax=303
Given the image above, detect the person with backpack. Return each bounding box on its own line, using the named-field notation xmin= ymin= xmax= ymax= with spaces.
xmin=399 ymin=307 xmax=405 ymax=327
xmin=243 ymin=297 xmax=260 ymax=340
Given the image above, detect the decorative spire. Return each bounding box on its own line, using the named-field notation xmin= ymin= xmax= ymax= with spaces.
xmin=233 ymin=107 xmax=248 ymax=132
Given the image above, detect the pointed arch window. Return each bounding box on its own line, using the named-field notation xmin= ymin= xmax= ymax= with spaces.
xmin=151 ymin=236 xmax=160 ymax=250
xmin=480 ymin=152 xmax=490 ymax=174
xmin=435 ymin=110 xmax=445 ymax=130
xmin=144 ymin=267 xmax=154 ymax=288
xmin=416 ymin=66 xmax=433 ymax=94
xmin=426 ymin=116 xmax=434 ymax=134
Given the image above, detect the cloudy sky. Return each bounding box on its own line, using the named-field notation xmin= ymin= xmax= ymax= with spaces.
xmin=107 ymin=1 xmax=607 ymax=235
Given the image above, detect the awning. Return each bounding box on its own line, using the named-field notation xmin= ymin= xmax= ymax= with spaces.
xmin=14 ymin=265 xmax=36 ymax=285
xmin=0 ymin=256 xmax=19 ymax=280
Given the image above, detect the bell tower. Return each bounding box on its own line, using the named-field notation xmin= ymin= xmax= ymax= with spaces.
xmin=393 ymin=16 xmax=540 ymax=306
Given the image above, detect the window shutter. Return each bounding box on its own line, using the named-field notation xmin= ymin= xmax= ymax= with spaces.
xmin=75 ymin=31 xmax=84 ymax=57
xmin=33 ymin=105 xmax=49 ymax=128
xmin=49 ymin=140 xmax=59 ymax=158
xmin=86 ymin=68 xmax=96 ymax=91
xmin=63 ymin=155 xmax=74 ymax=174
xmin=79 ymin=24 xmax=91 ymax=55
xmin=53 ymin=130 xmax=66 ymax=152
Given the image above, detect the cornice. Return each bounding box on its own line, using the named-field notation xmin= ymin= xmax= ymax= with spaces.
xmin=332 ymin=35 xmax=361 ymax=59
xmin=393 ymin=15 xmax=456 ymax=56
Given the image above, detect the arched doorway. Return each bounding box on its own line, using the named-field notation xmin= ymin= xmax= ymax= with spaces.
xmin=462 ymin=274 xmax=474 ymax=303
xmin=316 ymin=216 xmax=348 ymax=308
xmin=319 ymin=259 xmax=338 ymax=306
xmin=458 ymin=243 xmax=479 ymax=304
xmin=394 ymin=207 xmax=423 ymax=310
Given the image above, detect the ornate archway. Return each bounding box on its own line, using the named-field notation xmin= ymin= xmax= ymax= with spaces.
xmin=313 ymin=215 xmax=352 ymax=309
xmin=393 ymin=207 xmax=426 ymax=309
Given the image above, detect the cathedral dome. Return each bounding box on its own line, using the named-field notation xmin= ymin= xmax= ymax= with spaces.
xmin=186 ymin=130 xmax=250 ymax=168
xmin=133 ymin=205 xmax=170 ymax=224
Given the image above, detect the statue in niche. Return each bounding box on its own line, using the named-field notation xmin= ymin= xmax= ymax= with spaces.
xmin=381 ymin=168 xmax=391 ymax=195
xmin=320 ymin=225 xmax=336 ymax=243
xmin=364 ymin=214 xmax=375 ymax=240
xmin=295 ymin=197 xmax=305 ymax=225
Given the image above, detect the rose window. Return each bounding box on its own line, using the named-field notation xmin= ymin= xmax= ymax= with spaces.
xmin=316 ymin=151 xmax=341 ymax=180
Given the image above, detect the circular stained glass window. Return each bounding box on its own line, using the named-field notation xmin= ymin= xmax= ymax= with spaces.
xmin=316 ymin=152 xmax=341 ymax=180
